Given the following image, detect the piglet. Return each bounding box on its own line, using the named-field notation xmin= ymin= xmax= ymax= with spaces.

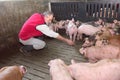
xmin=77 ymin=24 xmax=102 ymax=40
xmin=66 ymin=18 xmax=78 ymax=42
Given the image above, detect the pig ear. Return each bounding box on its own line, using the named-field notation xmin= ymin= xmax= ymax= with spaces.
xmin=48 ymin=60 xmax=52 ymax=66
xmin=20 ymin=65 xmax=27 ymax=74
xmin=57 ymin=59 xmax=63 ymax=63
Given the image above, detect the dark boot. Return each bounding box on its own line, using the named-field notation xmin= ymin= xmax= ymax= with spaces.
xmin=19 ymin=45 xmax=34 ymax=56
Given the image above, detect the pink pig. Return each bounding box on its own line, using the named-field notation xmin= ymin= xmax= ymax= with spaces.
xmin=68 ymin=59 xmax=120 ymax=80
xmin=66 ymin=18 xmax=78 ymax=42
xmin=79 ymin=44 xmax=120 ymax=63
xmin=48 ymin=59 xmax=73 ymax=80
xmin=77 ymin=24 xmax=102 ymax=40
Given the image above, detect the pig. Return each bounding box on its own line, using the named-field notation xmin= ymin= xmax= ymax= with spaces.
xmin=104 ymin=20 xmax=120 ymax=35
xmin=96 ymin=33 xmax=120 ymax=47
xmin=87 ymin=18 xmax=104 ymax=27
xmin=48 ymin=23 xmax=54 ymax=31
xmin=0 ymin=65 xmax=27 ymax=80
xmin=82 ymin=37 xmax=96 ymax=48
xmin=68 ymin=59 xmax=120 ymax=80
xmin=79 ymin=44 xmax=120 ymax=63
xmin=75 ymin=20 xmax=82 ymax=27
xmin=82 ymin=27 xmax=119 ymax=48
xmin=66 ymin=18 xmax=78 ymax=42
xmin=94 ymin=29 xmax=110 ymax=46
xmin=48 ymin=20 xmax=68 ymax=32
xmin=95 ymin=39 xmax=108 ymax=46
xmin=48 ymin=21 xmax=65 ymax=32
xmin=82 ymin=36 xmax=108 ymax=48
xmin=77 ymin=24 xmax=102 ymax=40
xmin=48 ymin=59 xmax=73 ymax=80
xmin=108 ymin=35 xmax=120 ymax=47
xmin=100 ymin=26 xmax=113 ymax=37
xmin=57 ymin=20 xmax=69 ymax=29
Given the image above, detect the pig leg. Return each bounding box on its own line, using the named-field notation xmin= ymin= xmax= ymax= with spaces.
xmin=66 ymin=30 xmax=69 ymax=36
xmin=77 ymin=33 xmax=80 ymax=40
xmin=73 ymin=32 xmax=77 ymax=42
xmin=55 ymin=26 xmax=59 ymax=32
xmin=77 ymin=28 xmax=84 ymax=40
xmin=54 ymin=26 xmax=57 ymax=32
xmin=77 ymin=32 xmax=82 ymax=40
xmin=69 ymin=34 xmax=73 ymax=41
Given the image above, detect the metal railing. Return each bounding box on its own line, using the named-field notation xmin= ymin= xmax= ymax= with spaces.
xmin=49 ymin=1 xmax=120 ymax=22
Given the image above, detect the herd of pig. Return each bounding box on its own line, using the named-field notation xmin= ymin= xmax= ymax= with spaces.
xmin=49 ymin=18 xmax=103 ymax=41
xmin=79 ymin=19 xmax=120 ymax=63
xmin=48 ymin=59 xmax=120 ymax=80
xmin=0 ymin=19 xmax=120 ymax=80
xmin=49 ymin=18 xmax=120 ymax=63
xmin=48 ymin=19 xmax=120 ymax=80
xmin=49 ymin=18 xmax=120 ymax=42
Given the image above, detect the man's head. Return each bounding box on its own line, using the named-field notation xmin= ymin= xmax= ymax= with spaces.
xmin=43 ymin=11 xmax=54 ymax=24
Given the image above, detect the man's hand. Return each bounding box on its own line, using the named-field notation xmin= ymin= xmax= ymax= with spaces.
xmin=65 ymin=39 xmax=74 ymax=46
xmin=56 ymin=35 xmax=74 ymax=46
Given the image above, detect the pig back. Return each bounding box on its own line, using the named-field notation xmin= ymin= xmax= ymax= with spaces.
xmin=48 ymin=59 xmax=73 ymax=80
xmin=84 ymin=45 xmax=120 ymax=62
xmin=68 ymin=59 xmax=120 ymax=80
xmin=78 ymin=24 xmax=101 ymax=35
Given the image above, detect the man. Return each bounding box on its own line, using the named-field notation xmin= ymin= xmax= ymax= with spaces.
xmin=18 ymin=11 xmax=74 ymax=55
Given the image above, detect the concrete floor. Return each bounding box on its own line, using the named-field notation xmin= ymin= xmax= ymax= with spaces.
xmin=0 ymin=34 xmax=87 ymax=80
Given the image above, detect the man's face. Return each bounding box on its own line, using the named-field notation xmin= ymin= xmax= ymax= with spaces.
xmin=45 ymin=15 xmax=53 ymax=24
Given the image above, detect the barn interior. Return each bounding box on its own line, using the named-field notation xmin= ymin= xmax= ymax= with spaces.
xmin=0 ymin=0 xmax=120 ymax=80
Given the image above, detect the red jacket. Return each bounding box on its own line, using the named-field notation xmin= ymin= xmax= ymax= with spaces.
xmin=18 ymin=13 xmax=45 ymax=40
